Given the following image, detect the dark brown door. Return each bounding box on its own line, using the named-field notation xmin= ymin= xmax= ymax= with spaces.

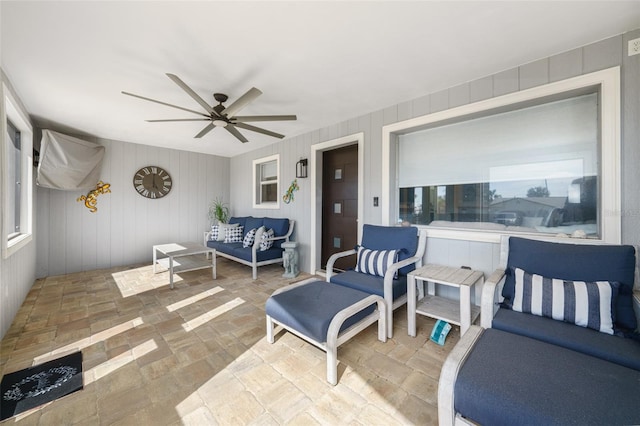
xmin=321 ymin=144 xmax=358 ymax=270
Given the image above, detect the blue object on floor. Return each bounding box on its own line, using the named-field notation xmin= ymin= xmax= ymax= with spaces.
xmin=431 ymin=319 xmax=451 ymax=345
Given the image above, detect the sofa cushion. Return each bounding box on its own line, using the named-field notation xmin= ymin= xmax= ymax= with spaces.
xmin=502 ymin=237 xmax=637 ymax=330
xmin=230 ymin=246 xmax=282 ymax=263
xmin=355 ymin=247 xmax=399 ymax=278
xmin=454 ymin=328 xmax=640 ymax=426
xmin=513 ymin=267 xmax=619 ymax=335
xmin=229 ymin=216 xmax=250 ymax=230
xmin=206 ymin=241 xmax=241 ymax=256
xmin=360 ymin=225 xmax=418 ymax=276
xmin=492 ymin=308 xmax=640 ymax=371
xmin=244 ymin=217 xmax=265 ymax=238
xmin=265 ymin=280 xmax=376 ymax=343
xmin=330 ymin=270 xmax=407 ymax=300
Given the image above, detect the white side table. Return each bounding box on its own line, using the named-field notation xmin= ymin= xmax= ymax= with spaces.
xmin=407 ymin=264 xmax=483 ymax=336
xmin=153 ymin=242 xmax=216 ymax=289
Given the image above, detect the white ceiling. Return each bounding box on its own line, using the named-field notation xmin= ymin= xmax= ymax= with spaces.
xmin=2 ymin=1 xmax=639 ymax=158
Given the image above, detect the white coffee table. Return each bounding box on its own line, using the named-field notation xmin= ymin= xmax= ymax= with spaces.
xmin=153 ymin=242 xmax=216 ymax=289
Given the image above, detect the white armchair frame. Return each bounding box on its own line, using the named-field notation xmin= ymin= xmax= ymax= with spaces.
xmin=326 ymin=228 xmax=427 ymax=338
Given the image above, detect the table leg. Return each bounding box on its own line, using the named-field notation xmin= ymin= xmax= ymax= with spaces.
xmin=408 ymin=274 xmax=417 ymax=337
xmin=211 ymin=250 xmax=216 ymax=280
xmin=460 ymin=285 xmax=471 ymax=336
xmin=152 ymin=246 xmax=157 ymax=273
xmin=169 ymin=256 xmax=174 ymax=290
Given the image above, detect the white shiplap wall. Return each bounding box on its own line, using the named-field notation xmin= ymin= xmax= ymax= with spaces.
xmin=36 ymin=138 xmax=230 ymax=278
xmin=230 ymin=30 xmax=640 ymax=297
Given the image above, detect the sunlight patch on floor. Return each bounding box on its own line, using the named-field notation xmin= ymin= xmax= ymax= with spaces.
xmin=33 ymin=317 xmax=144 ymax=365
xmin=84 ymin=339 xmax=158 ymax=385
xmin=182 ymin=298 xmax=245 ymax=332
xmin=166 ymin=286 xmax=225 ymax=312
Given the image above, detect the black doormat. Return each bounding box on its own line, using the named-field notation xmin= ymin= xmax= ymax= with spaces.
xmin=1 ymin=351 xmax=83 ymax=420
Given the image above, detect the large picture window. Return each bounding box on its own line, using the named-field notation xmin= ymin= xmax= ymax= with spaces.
xmin=382 ymin=67 xmax=621 ymax=243
xmin=252 ymin=154 xmax=279 ymax=209
xmin=398 ymin=93 xmax=599 ymax=236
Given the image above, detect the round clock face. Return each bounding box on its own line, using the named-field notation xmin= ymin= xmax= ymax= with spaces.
xmin=133 ymin=166 xmax=172 ymax=199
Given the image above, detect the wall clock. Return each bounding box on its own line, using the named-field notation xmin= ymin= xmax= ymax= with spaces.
xmin=133 ymin=166 xmax=172 ymax=199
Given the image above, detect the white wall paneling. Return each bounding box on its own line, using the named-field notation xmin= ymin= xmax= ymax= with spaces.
xmin=36 ymin=138 xmax=230 ymax=278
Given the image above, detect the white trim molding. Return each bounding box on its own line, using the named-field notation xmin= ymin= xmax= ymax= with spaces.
xmin=2 ymin=82 xmax=34 ymax=259
xmin=252 ymin=153 xmax=280 ymax=209
xmin=382 ymin=67 xmax=621 ymax=244
xmin=310 ymin=132 xmax=364 ymax=274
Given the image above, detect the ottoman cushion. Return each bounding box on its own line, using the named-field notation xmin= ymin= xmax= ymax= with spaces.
xmin=265 ymin=280 xmax=376 ymax=343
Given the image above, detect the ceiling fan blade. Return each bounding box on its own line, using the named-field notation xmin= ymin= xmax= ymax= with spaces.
xmin=224 ymin=125 xmax=249 ymax=143
xmin=233 ymin=115 xmax=297 ymax=122
xmin=222 ymin=87 xmax=262 ymax=117
xmin=194 ymin=122 xmax=216 ymax=138
xmin=234 ymin=122 xmax=285 ymax=139
xmin=166 ymin=73 xmax=216 ymax=115
xmin=146 ymin=118 xmax=210 ymax=122
xmin=122 ymin=91 xmax=209 ymax=118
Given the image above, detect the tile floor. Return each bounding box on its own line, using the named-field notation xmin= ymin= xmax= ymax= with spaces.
xmin=0 ymin=258 xmax=460 ymax=425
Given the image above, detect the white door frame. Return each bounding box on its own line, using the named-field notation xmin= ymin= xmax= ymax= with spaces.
xmin=310 ymin=132 xmax=364 ymax=274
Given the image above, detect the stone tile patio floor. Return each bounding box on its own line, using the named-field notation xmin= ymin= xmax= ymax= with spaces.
xmin=0 ymin=258 xmax=460 ymax=425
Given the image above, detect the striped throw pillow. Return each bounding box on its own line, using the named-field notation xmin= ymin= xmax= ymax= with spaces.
xmin=513 ymin=267 xmax=619 ymax=335
xmin=355 ymin=247 xmax=399 ymax=278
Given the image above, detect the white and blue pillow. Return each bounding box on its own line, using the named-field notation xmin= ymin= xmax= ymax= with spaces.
xmin=224 ymin=225 xmax=244 ymax=243
xmin=355 ymin=247 xmax=399 ymax=278
xmin=513 ymin=267 xmax=619 ymax=335
xmin=242 ymin=228 xmax=258 ymax=248
xmin=209 ymin=225 xmax=219 ymax=241
xmin=217 ymin=222 xmax=240 ymax=242
xmin=259 ymin=228 xmax=275 ymax=251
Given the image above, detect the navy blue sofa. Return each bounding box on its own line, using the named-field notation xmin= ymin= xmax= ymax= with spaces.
xmin=204 ymin=216 xmax=294 ymax=279
xmin=439 ymin=236 xmax=640 ymax=426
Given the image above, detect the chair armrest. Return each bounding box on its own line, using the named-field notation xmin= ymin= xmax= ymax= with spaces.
xmin=634 ymin=291 xmax=640 ymax=333
xmin=383 ymin=255 xmax=420 ymax=290
xmin=480 ymin=268 xmax=506 ymax=329
xmin=326 ymin=249 xmax=357 ymax=281
xmin=438 ymin=325 xmax=484 ymax=426
xmin=204 ymin=231 xmax=211 ymax=246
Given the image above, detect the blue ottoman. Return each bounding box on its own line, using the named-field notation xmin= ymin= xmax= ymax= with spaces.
xmin=265 ymin=279 xmax=387 ymax=385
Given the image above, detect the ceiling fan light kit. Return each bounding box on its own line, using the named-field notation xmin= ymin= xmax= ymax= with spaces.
xmin=123 ymin=73 xmax=297 ymax=142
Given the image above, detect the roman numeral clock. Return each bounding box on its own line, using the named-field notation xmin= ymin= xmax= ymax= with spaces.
xmin=133 ymin=166 xmax=172 ymax=199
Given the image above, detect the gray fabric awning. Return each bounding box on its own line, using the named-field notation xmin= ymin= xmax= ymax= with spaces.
xmin=36 ymin=130 xmax=105 ymax=190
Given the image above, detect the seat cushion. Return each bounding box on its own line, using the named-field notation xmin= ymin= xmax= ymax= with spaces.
xmin=360 ymin=224 xmax=419 ymax=276
xmin=502 ymin=237 xmax=637 ymax=330
xmin=492 ymin=308 xmax=640 ymax=371
xmin=265 ymin=280 xmax=376 ymax=343
xmin=454 ymin=328 xmax=640 ymax=426
xmin=330 ymin=270 xmax=407 ymax=300
xmin=230 ymin=246 xmax=282 ymax=263
xmin=206 ymin=241 xmax=241 ymax=256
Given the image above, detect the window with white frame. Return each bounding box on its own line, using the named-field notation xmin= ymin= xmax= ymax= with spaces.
xmin=383 ymin=67 xmax=621 ymax=243
xmin=2 ymin=82 xmax=34 ymax=258
xmin=253 ymin=154 xmax=279 ymax=208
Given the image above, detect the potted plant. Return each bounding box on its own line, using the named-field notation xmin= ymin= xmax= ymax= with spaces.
xmin=209 ymin=197 xmax=230 ymax=225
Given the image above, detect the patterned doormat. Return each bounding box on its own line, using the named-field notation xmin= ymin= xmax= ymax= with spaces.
xmin=1 ymin=351 xmax=83 ymax=420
